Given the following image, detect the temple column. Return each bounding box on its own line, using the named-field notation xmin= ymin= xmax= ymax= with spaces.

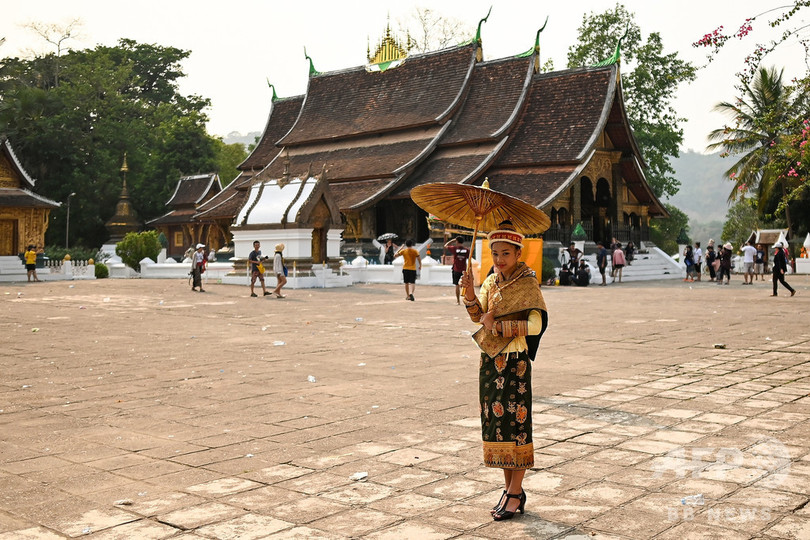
xmin=571 ymin=181 xmax=581 ymax=225
xmin=612 ymin=163 xmax=623 ymax=231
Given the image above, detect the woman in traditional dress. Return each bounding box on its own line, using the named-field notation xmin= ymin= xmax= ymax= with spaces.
xmin=459 ymin=220 xmax=548 ymax=521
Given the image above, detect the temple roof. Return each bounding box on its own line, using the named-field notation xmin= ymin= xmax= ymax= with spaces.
xmin=165 ymin=173 xmax=222 ymax=207
xmin=0 ymin=188 xmax=61 ymax=208
xmin=441 ymin=56 xmax=533 ymax=144
xmin=497 ymin=66 xmax=617 ymax=166
xmin=238 ymin=95 xmax=304 ymax=171
xmin=278 ymin=44 xmax=476 ymax=146
xmin=0 ymin=137 xmax=38 ymax=191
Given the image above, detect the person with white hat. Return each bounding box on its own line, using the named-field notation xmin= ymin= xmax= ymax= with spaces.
xmin=272 ymin=243 xmax=287 ymax=298
xmin=717 ymin=242 xmax=733 ymax=285
xmin=190 ymin=243 xmax=206 ymax=292
xmin=771 ymin=242 xmax=796 ymax=297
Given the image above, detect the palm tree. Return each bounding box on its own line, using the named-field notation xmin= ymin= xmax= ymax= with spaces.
xmin=707 ymin=66 xmax=795 ymax=231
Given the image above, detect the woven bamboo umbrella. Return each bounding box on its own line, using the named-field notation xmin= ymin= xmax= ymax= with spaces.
xmin=410 ymin=179 xmax=550 ymax=279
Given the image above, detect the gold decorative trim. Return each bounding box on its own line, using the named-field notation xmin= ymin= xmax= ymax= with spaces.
xmin=483 ymin=441 xmax=534 ymax=470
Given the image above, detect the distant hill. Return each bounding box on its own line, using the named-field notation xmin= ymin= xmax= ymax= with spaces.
xmin=668 ymin=150 xmax=733 ymax=223
xmin=222 ymin=131 xmax=262 ymax=147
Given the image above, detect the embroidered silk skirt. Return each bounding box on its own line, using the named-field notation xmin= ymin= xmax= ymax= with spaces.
xmin=479 ymin=350 xmax=533 ymax=469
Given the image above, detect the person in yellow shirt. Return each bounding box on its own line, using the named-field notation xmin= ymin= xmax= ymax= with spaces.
xmin=24 ymin=244 xmax=42 ymax=282
xmin=395 ymin=239 xmax=421 ymax=301
xmin=459 ymin=220 xmax=548 ymax=522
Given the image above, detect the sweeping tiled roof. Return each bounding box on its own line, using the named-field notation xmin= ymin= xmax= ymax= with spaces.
xmin=279 ymin=44 xmax=476 ymax=145
xmin=256 ymin=136 xmax=436 ymax=183
xmin=497 ymin=66 xmax=616 ymax=166
xmin=0 ymin=188 xmax=61 ymax=208
xmin=441 ymin=56 xmax=533 ymax=144
xmin=484 ymin=169 xmax=578 ymax=208
xmin=238 ymin=95 xmax=304 ymax=171
xmin=165 ymin=174 xmax=221 ymax=207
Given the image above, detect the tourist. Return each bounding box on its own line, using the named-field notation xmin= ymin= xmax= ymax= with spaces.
xmin=596 ymin=241 xmax=608 ymax=286
xmin=693 ymin=242 xmax=703 ymax=281
xmin=572 ymin=260 xmax=591 ymax=287
xmin=395 ymin=239 xmax=421 ymax=301
xmin=612 ymin=241 xmax=626 ymax=283
xmin=741 ymin=241 xmax=757 ymax=285
xmin=272 ymin=243 xmax=287 ymax=298
xmin=625 ymin=241 xmax=635 ymax=266
xmin=248 ymin=240 xmax=271 ymax=297
xmin=459 ymin=220 xmax=548 ymax=522
xmin=445 ymin=236 xmax=470 ymax=304
xmin=682 ymin=244 xmax=695 ymax=282
xmin=24 ymin=244 xmax=41 ymax=282
xmin=705 ymin=243 xmax=717 ymax=282
xmin=558 ymin=262 xmax=572 ymax=286
xmin=755 ymin=243 xmax=767 ymax=281
xmin=190 ymin=243 xmax=206 ymax=292
xmin=771 ymin=242 xmax=796 ymax=297
xmin=383 ymin=238 xmax=398 ymax=265
xmin=567 ymin=242 xmax=582 ymax=267
xmin=717 ymin=242 xmax=732 ymax=285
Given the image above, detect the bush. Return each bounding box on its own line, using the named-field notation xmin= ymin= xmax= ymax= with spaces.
xmin=116 ymin=231 xmax=161 ymax=272
xmin=44 ymin=245 xmax=102 ymax=261
xmin=94 ymin=262 xmax=109 ymax=279
xmin=541 ymin=255 xmax=556 ymax=282
xmin=157 ymin=232 xmax=169 ymax=249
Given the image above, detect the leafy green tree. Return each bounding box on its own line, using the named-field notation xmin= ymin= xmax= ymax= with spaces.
xmin=0 ymin=38 xmax=221 ymax=248
xmin=707 ymin=68 xmax=809 ymax=234
xmin=116 ymin=230 xmax=161 ymax=272
xmin=212 ymin=139 xmax=248 ymax=186
xmin=650 ymin=203 xmax=690 ymax=255
xmin=567 ymin=4 xmax=697 ymax=200
xmin=721 ymin=198 xmax=760 ymax=250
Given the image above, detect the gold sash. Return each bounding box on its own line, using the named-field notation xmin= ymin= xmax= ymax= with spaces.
xmin=473 ymin=263 xmax=547 ymax=358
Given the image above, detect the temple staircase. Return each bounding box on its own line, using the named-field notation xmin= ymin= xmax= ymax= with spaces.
xmin=582 ymin=247 xmax=683 ymax=282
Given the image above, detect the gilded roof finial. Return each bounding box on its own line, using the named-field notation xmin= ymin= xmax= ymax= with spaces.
xmin=120 ymin=152 xmax=129 ymax=173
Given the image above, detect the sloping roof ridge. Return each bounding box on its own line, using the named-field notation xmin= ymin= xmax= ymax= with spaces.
xmin=538 ymin=150 xmax=595 ymax=208
xmin=490 ymin=55 xmax=536 ymax=139
xmin=239 ymin=95 xmax=305 ymax=169
xmin=0 ymin=187 xmax=61 ymax=208
xmin=623 ymin=154 xmax=666 ymax=216
xmin=612 ymin=75 xmax=648 ymax=169
xmin=350 ymin=122 xmax=454 ymax=211
xmin=459 ymin=137 xmax=511 ymax=185
xmin=145 ymin=209 xmax=175 ymax=225
xmin=1 ymin=137 xmax=37 ymax=189
xmin=193 ymin=191 xmax=239 ymax=219
xmin=195 ymin=173 xmax=222 ymax=205
xmin=532 ymin=63 xmax=614 ymax=81
xmin=180 ymin=172 xmax=216 ymax=181
xmin=576 ymin=64 xmax=618 ymax=161
xmin=435 ymin=45 xmax=478 ymax=123
xmin=310 ymin=42 xmax=477 ymax=78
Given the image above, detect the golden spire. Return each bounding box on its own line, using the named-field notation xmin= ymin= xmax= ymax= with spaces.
xmin=120 ymin=152 xmax=129 ymax=173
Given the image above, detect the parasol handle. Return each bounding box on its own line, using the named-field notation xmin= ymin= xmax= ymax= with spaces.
xmin=460 ymin=218 xmax=481 ymax=299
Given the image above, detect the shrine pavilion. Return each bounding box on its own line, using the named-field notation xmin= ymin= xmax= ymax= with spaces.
xmin=193 ymin=16 xmax=667 ymax=259
xmin=0 ymin=137 xmax=60 ymax=256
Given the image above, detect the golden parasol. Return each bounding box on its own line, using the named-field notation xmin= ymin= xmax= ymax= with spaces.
xmin=410 ymin=179 xmax=551 ymax=278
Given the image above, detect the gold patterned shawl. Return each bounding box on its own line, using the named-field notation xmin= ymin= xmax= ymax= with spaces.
xmin=473 ymin=262 xmax=548 ymax=358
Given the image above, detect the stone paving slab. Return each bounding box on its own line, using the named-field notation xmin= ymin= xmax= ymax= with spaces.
xmin=1 ymin=277 xmax=809 ymax=538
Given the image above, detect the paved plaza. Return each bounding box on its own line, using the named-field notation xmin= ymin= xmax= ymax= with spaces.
xmin=1 ymin=276 xmax=809 ymax=539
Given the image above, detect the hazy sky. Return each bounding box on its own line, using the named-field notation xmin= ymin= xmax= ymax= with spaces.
xmin=2 ymin=1 xmax=806 ymax=152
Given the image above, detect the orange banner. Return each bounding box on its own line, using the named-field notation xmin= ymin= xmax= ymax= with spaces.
xmin=479 ymin=238 xmax=544 ymax=283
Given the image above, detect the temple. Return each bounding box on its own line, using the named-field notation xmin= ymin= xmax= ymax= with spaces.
xmin=148 ymin=173 xmax=222 ymax=259
xmin=193 ymin=18 xmax=667 ymax=260
xmin=0 ymin=137 xmax=60 ymax=256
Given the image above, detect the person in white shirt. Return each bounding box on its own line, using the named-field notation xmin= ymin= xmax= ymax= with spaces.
xmin=741 ymin=241 xmax=758 ymax=285
xmin=693 ymin=242 xmax=703 ymax=281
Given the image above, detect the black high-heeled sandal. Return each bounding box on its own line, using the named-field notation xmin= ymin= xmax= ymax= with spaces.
xmin=493 ymin=491 xmax=526 ymax=521
xmin=490 ymin=490 xmax=506 ymax=514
